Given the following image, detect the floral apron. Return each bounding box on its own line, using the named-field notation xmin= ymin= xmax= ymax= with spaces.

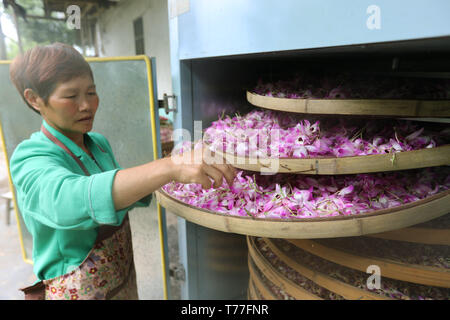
xmin=20 ymin=126 xmax=138 ymax=300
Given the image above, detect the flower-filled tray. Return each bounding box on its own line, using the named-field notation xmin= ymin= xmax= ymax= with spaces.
xmin=203 ymin=109 xmax=450 ymax=174
xmin=247 ymin=91 xmax=450 ymax=117
xmin=212 ymin=144 xmax=450 ymax=175
xmin=155 ymin=188 xmax=450 ymax=239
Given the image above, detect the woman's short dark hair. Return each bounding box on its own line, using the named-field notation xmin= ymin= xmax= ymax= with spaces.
xmin=9 ymin=43 xmax=94 ymax=114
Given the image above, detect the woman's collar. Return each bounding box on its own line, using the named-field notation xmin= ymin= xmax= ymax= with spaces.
xmin=41 ymin=119 xmax=86 ymax=158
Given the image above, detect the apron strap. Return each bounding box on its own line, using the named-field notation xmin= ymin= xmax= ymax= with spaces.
xmin=41 ymin=125 xmax=90 ymax=176
xmin=41 ymin=124 xmax=125 ymax=241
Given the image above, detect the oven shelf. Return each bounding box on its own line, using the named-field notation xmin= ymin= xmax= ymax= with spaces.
xmin=247 ymin=238 xmax=326 ymax=300
xmin=212 ymin=144 xmax=450 ymax=175
xmin=247 ymin=91 xmax=450 ymax=117
xmin=247 ymin=237 xmax=388 ymax=300
xmin=287 ymin=238 xmax=450 ymax=288
xmin=248 ymin=236 xmax=450 ymax=300
xmin=155 ymin=189 xmax=450 ymax=239
xmin=366 ymin=216 xmax=450 ymax=246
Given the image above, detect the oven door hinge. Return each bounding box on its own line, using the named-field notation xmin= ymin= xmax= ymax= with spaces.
xmin=158 ymin=93 xmax=177 ymax=114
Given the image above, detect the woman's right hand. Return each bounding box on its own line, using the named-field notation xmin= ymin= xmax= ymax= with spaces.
xmin=169 ymin=147 xmax=237 ymax=189
xmin=112 ymin=145 xmax=237 ymax=210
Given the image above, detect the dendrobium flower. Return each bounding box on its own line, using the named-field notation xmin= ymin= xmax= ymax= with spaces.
xmin=203 ymin=110 xmax=447 ymax=159
xmin=252 ymin=74 xmax=450 ymax=100
xmin=162 ymin=164 xmax=450 ymax=220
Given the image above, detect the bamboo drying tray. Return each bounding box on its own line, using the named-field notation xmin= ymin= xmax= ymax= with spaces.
xmin=287 ymin=238 xmax=450 ymax=288
xmin=155 ymin=188 xmax=450 ymax=239
xmin=248 ymin=279 xmax=262 ymax=300
xmin=247 ymin=91 xmax=450 ymax=117
xmin=247 ymin=237 xmax=390 ymax=300
xmin=247 ymin=277 xmax=261 ymax=300
xmin=248 ymin=258 xmax=280 ymax=300
xmin=248 ymin=236 xmax=450 ymax=300
xmin=212 ymin=144 xmax=450 ymax=174
xmin=367 ymin=224 xmax=450 ymax=246
xmin=248 ymin=238 xmax=325 ymax=300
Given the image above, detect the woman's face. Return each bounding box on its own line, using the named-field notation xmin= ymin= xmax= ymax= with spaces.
xmin=40 ymin=75 xmax=99 ymax=139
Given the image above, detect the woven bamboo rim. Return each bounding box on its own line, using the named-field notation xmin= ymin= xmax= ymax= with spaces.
xmin=212 ymin=144 xmax=450 ymax=175
xmin=256 ymin=237 xmax=390 ymax=300
xmin=247 ymin=91 xmax=450 ymax=117
xmin=156 ymin=189 xmax=450 ymax=239
xmin=288 ymin=239 xmax=450 ymax=288
xmin=248 ymin=256 xmax=278 ymax=300
xmin=367 ymin=226 xmax=450 ymax=246
xmin=247 ymin=237 xmax=322 ymax=300
xmin=247 ymin=278 xmax=259 ymax=300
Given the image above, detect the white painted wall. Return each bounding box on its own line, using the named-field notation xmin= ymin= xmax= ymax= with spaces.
xmin=97 ymin=0 xmax=173 ymax=120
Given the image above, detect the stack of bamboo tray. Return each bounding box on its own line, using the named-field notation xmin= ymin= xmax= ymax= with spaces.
xmin=247 ymin=214 xmax=450 ymax=300
xmin=156 ymin=81 xmax=450 ymax=300
xmin=244 ymin=88 xmax=450 ymax=300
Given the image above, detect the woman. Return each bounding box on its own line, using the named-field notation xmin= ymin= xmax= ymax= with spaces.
xmin=9 ymin=43 xmax=236 ymax=300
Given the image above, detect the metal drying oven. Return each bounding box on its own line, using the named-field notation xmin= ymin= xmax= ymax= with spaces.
xmin=166 ymin=0 xmax=450 ymax=299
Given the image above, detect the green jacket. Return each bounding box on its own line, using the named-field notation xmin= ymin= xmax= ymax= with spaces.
xmin=10 ymin=120 xmax=151 ymax=281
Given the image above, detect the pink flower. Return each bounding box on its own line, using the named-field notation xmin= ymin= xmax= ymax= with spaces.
xmin=163 ymin=155 xmax=449 ymax=220
xmin=337 ymin=185 xmax=354 ymax=197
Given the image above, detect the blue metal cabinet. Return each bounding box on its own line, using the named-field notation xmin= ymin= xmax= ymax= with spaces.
xmin=168 ymin=0 xmax=450 ymax=300
xmin=176 ymin=0 xmax=450 ymax=59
